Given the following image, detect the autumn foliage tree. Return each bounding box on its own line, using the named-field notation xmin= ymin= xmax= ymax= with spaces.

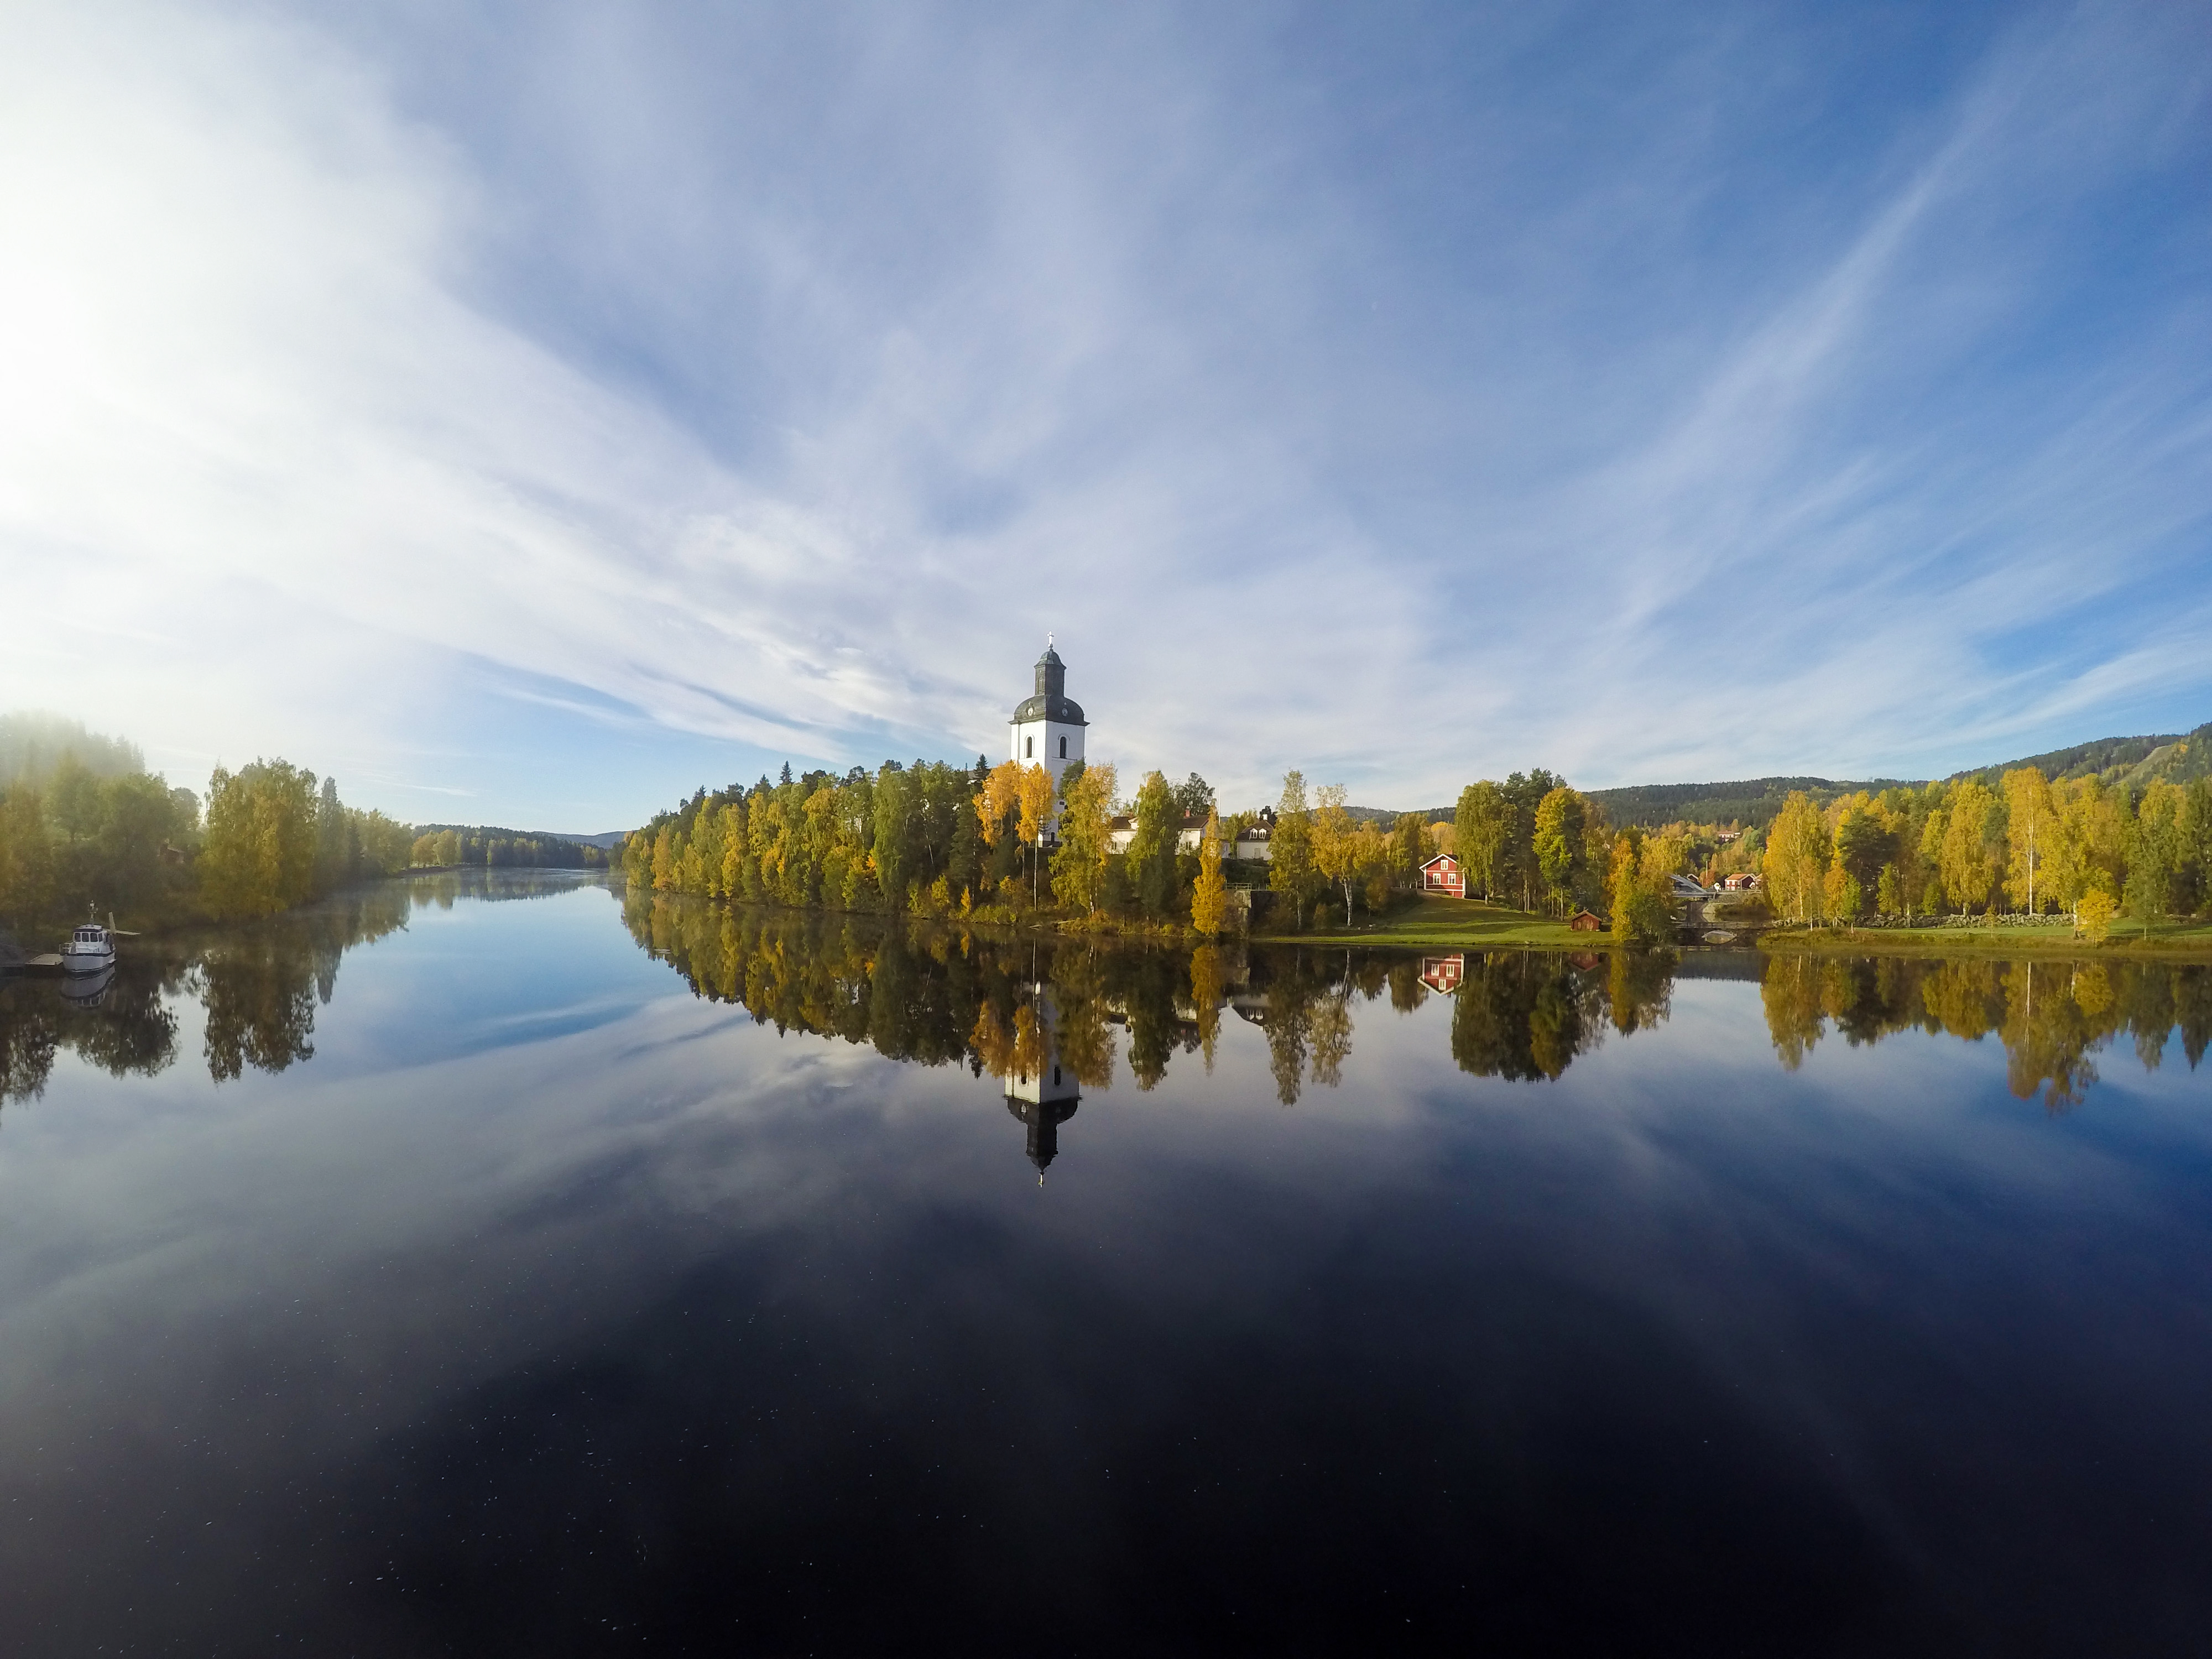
xmin=1051 ymin=760 xmax=1117 ymax=913
xmin=1267 ymin=770 xmax=1320 ymax=928
xmin=199 ymin=761 xmax=322 ymax=919
xmin=1762 ymin=792 xmax=1831 ymax=925
xmin=1190 ymin=810 xmax=1229 ymax=936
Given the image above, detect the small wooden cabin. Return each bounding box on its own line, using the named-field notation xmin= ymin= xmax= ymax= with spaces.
xmin=1567 ymin=909 xmax=1604 ymax=931
xmin=1418 ymin=853 xmax=1467 ymax=899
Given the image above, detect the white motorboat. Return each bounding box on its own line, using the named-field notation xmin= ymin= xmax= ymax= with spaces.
xmin=61 ymin=912 xmax=116 ymax=976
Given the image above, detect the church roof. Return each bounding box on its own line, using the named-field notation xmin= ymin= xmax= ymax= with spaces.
xmin=1011 ymin=638 xmax=1085 ymax=724
xmin=1010 ymin=693 xmax=1086 ymax=725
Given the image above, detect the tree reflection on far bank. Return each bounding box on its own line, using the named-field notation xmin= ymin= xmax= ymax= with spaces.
xmin=0 ymin=874 xmax=542 ymax=1108
xmin=1761 ymin=953 xmax=2211 ymax=1109
xmin=626 ymin=890 xmax=2211 ymax=1121
xmin=14 ymin=878 xmax=2201 ymax=1132
xmin=620 ymin=890 xmax=1687 ymax=1108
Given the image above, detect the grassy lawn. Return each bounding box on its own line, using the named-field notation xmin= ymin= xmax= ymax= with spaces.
xmin=1252 ymin=893 xmax=2212 ymax=959
xmin=1759 ymin=917 xmax=2212 ymax=959
xmin=1256 ymin=892 xmax=1605 ymax=950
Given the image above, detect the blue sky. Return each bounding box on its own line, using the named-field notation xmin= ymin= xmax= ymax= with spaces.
xmin=1 ymin=1 xmax=2207 ymax=830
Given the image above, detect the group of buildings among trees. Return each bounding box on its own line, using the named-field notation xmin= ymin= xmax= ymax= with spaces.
xmin=12 ymin=669 xmax=2207 ymax=948
xmin=1444 ymin=738 xmax=2212 ymax=941
xmin=617 ymin=645 xmax=1452 ymax=935
xmin=619 ymin=647 xmax=2212 ymax=946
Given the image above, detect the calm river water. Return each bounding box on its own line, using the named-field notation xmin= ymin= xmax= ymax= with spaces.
xmin=2 ymin=872 xmax=2210 ymax=1654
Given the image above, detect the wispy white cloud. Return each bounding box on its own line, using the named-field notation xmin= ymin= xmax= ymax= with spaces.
xmin=1 ymin=0 xmax=2206 ymax=825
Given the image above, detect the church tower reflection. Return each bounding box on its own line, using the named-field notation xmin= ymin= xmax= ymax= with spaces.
xmin=1005 ymin=1056 xmax=1079 ymax=1181
xmin=1001 ymin=978 xmax=1079 ymax=1182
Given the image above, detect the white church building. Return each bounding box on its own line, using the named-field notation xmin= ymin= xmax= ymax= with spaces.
xmin=1009 ymin=637 xmax=1087 ymax=793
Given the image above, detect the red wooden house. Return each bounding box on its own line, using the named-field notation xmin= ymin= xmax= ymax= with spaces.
xmin=1419 ymin=953 xmax=1465 ymax=995
xmin=1418 ymin=852 xmax=1467 ymax=899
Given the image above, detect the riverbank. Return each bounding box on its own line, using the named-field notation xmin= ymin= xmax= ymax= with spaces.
xmin=1759 ymin=918 xmax=2212 ymax=959
xmin=1257 ymin=893 xmax=1605 ymax=950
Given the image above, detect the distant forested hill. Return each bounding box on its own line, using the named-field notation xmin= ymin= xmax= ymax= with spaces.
xmin=1396 ymin=718 xmax=2211 ymax=829
xmin=1949 ymin=724 xmax=2210 ymax=790
xmin=1582 ymin=776 xmax=1908 ymax=830
xmin=413 ymin=825 xmax=627 ymax=848
xmin=1 ymin=711 xmax=146 ymax=787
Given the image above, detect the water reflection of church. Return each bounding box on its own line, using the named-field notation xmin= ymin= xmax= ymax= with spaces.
xmin=1003 ymin=980 xmax=1079 ymax=1182
xmin=1005 ymin=1046 xmax=1079 ymax=1181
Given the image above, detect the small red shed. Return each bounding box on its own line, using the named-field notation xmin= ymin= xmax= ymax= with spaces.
xmin=1419 ymin=852 xmax=1467 ymax=899
xmin=1567 ymin=909 xmax=1605 ymax=931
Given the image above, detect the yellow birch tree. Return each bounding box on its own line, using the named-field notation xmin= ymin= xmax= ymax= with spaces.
xmin=2002 ymin=768 xmax=2056 ymax=914
xmin=1938 ymin=778 xmax=2001 ymax=915
xmin=1191 ymin=808 xmax=1229 ymax=935
xmin=1051 ymin=762 xmax=1117 ymax=912
xmin=1761 ymin=791 xmax=1830 ymax=925
xmin=1312 ymin=785 xmax=1360 ymax=926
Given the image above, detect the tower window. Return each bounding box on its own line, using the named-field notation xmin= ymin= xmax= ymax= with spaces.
xmin=1025 ymin=735 xmax=1034 ymax=758
xmin=1058 ymin=736 xmax=1067 ymax=759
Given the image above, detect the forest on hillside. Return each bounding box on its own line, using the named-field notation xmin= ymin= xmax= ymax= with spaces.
xmin=0 ymin=713 xmax=413 ymax=933
xmin=1579 ymin=719 xmax=2211 ymax=832
xmin=407 ymin=825 xmax=606 ymax=871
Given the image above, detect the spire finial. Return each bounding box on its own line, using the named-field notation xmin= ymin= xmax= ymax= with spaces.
xmin=1047 ymin=629 xmax=1054 ymax=649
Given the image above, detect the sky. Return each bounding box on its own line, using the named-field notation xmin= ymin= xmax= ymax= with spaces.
xmin=2 ymin=0 xmax=2208 ymax=831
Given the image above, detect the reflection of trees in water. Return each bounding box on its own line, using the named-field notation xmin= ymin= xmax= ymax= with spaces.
xmin=1120 ymin=950 xmax=1186 ymax=1092
xmin=1190 ymin=946 xmax=1225 ymax=1072
xmin=1 ymin=964 xmax=181 ymax=1104
xmin=199 ymin=941 xmax=318 ymax=1081
xmin=1442 ymin=952 xmax=1672 ymax=1083
xmin=623 ymin=898 xmax=1675 ymax=1104
xmin=1451 ymin=954 xmax=1594 ymax=1082
xmin=199 ymin=885 xmax=414 ymax=1083
xmin=622 ymin=891 xmax=1138 ymax=1086
xmin=1 ymin=881 xmax=418 ymax=1108
xmin=621 ymin=891 xmax=2212 ymax=1110
xmin=397 ymin=869 xmax=592 ymax=910
xmin=1262 ymin=976 xmax=1308 ymax=1106
xmin=1760 ymin=954 xmax=2211 ymax=1110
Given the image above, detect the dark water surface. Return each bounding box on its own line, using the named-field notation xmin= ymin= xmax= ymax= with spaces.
xmin=3 ymin=874 xmax=2210 ymax=1654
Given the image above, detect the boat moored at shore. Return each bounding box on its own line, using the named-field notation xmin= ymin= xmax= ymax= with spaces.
xmin=61 ymin=912 xmax=117 ymax=976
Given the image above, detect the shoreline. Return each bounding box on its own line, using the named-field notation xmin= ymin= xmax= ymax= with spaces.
xmin=611 ymin=883 xmax=2212 ymax=962
xmin=1757 ymin=922 xmax=2212 ymax=961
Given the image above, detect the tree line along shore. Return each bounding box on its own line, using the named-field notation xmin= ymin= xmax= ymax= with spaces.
xmin=0 ymin=722 xmax=415 ymax=932
xmin=0 ymin=714 xmax=608 ymax=938
xmin=624 ymin=743 xmax=2212 ymax=950
xmin=6 ymin=707 xmax=2206 ymax=951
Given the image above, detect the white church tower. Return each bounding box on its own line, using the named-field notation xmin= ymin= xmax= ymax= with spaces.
xmin=1009 ymin=635 xmax=1086 ymax=795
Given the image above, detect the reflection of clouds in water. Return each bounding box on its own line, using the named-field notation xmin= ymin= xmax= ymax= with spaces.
xmin=4 ymin=886 xmax=2212 ymax=1646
